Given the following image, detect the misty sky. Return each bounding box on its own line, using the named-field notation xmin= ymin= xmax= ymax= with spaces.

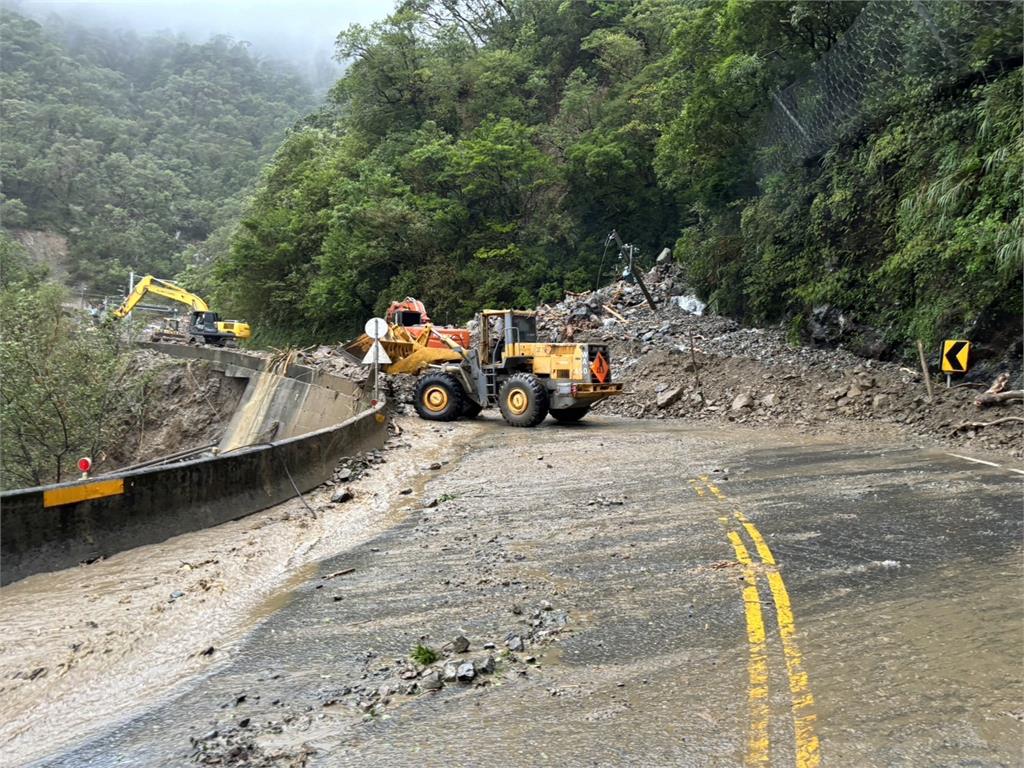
xmin=10 ymin=0 xmax=395 ymax=78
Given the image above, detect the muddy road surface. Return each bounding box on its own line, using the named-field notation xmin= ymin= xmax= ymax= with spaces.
xmin=8 ymin=416 xmax=1023 ymax=768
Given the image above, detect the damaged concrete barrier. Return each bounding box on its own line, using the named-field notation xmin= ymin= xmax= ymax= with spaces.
xmin=0 ymin=344 xmax=387 ymax=586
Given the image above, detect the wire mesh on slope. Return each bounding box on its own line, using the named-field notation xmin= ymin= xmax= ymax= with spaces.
xmin=761 ymin=0 xmax=1023 ymax=167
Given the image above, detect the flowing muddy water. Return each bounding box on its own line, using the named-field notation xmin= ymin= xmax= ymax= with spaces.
xmin=30 ymin=417 xmax=1024 ymax=768
xmin=0 ymin=417 xmax=464 ymax=766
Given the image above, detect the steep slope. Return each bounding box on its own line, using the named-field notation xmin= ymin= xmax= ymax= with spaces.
xmin=0 ymin=9 xmax=316 ymax=291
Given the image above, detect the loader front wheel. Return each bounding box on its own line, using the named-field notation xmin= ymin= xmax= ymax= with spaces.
xmin=498 ymin=373 xmax=549 ymax=427
xmin=414 ymin=373 xmax=464 ymax=422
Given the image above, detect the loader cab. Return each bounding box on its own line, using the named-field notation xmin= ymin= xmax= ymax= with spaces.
xmin=479 ymin=310 xmax=538 ymax=365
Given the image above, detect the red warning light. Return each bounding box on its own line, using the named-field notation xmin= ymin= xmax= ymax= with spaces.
xmin=77 ymin=457 xmax=93 ymax=473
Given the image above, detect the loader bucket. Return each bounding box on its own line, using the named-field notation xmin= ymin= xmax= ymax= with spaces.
xmin=339 ymin=322 xmax=463 ymax=374
xmin=339 ymin=333 xmax=372 ymax=364
xmin=385 ymin=344 xmax=462 ymax=375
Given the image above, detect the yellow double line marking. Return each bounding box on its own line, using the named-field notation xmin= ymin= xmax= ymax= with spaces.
xmin=693 ymin=476 xmax=821 ymax=768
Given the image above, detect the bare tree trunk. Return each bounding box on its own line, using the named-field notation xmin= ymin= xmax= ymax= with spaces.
xmin=974 ymin=390 xmax=1024 ymax=408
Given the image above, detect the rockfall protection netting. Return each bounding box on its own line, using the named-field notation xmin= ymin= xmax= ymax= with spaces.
xmin=760 ymin=0 xmax=1024 ymax=167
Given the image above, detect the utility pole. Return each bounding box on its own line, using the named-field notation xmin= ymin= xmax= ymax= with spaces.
xmin=127 ymin=269 xmax=135 ymax=322
xmin=606 ymin=230 xmax=658 ymax=311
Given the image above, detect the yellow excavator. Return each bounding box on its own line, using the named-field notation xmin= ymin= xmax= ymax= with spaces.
xmin=111 ymin=275 xmax=251 ymax=346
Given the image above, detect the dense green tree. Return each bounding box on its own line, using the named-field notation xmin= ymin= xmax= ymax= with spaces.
xmin=0 ymin=281 xmax=144 ymax=489
xmin=207 ymin=0 xmax=1023 ymax=357
xmin=0 ymin=9 xmax=315 ymax=293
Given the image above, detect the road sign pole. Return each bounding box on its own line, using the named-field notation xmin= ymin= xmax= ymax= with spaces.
xmin=946 ymin=374 xmax=951 ymax=389
xmin=373 ymin=339 xmax=380 ymax=404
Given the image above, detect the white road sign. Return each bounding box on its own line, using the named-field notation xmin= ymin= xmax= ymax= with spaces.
xmin=361 ymin=340 xmax=392 ymax=365
xmin=364 ymin=317 xmax=388 ymax=340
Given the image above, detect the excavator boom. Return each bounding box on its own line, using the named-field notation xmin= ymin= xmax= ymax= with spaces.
xmin=112 ymin=276 xmax=209 ymax=318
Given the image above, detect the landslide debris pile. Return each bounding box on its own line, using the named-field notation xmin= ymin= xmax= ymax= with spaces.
xmin=537 ymin=265 xmax=1023 ymax=457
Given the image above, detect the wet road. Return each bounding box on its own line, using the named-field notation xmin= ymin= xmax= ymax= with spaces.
xmin=30 ymin=417 xmax=1024 ymax=767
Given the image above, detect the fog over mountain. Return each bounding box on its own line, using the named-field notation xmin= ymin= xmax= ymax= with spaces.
xmin=6 ymin=0 xmax=390 ymax=87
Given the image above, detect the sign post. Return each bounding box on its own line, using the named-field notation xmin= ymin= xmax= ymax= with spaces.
xmin=362 ymin=317 xmax=391 ymax=404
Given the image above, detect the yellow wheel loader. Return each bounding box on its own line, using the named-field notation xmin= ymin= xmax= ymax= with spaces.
xmin=400 ymin=309 xmax=622 ymax=427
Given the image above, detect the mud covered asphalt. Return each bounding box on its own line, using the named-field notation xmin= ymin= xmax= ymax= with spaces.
xmin=25 ymin=416 xmax=1024 ymax=768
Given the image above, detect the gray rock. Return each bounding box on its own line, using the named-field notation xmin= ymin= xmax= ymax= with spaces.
xmin=331 ymin=487 xmax=354 ymax=504
xmin=476 ymin=656 xmax=496 ymax=675
xmin=420 ymin=671 xmax=443 ymax=691
xmin=505 ymin=635 xmax=525 ymax=652
xmin=442 ymin=662 xmax=459 ymax=682
xmin=656 ymin=386 xmax=685 ymax=409
xmin=872 ymin=394 xmax=890 ymax=410
xmin=451 ymin=635 xmax=470 ymax=653
xmin=760 ymin=393 xmax=779 ymax=408
xmin=456 ymin=662 xmax=476 ymax=682
xmin=846 ymin=385 xmax=863 ymax=398
xmin=422 ymin=497 xmax=439 ymax=509
xmin=731 ymin=393 xmax=754 ymax=411
xmin=336 ymin=468 xmax=353 ymax=482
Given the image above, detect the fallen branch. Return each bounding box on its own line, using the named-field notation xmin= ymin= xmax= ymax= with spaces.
xmin=985 ymin=372 xmax=1010 ymax=394
xmin=322 ymin=567 xmax=355 ymax=580
xmin=602 ymin=304 xmax=627 ymax=323
xmin=974 ymin=390 xmax=1024 ymax=408
xmin=948 ymin=417 xmax=1024 ymax=436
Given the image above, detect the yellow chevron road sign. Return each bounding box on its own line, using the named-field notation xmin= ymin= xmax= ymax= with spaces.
xmin=941 ymin=339 xmax=971 ymax=374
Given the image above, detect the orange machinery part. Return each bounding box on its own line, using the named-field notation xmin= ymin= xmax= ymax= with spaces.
xmin=386 ymin=297 xmax=470 ymax=350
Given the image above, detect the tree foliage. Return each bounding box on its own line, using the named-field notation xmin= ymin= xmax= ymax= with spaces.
xmin=0 ymin=278 xmax=144 ymax=489
xmin=9 ymin=2 xmax=1017 ymax=358
xmin=0 ymin=9 xmax=315 ymax=292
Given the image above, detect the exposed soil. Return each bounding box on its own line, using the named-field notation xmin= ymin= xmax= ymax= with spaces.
xmin=13 ymin=229 xmax=70 ymax=285
xmin=100 ymin=351 xmax=248 ymax=472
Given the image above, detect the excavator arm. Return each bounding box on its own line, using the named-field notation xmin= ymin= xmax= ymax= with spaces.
xmin=112 ymin=276 xmax=209 ymax=318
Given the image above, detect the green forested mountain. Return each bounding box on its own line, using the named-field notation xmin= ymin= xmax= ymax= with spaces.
xmin=215 ymin=0 xmax=1021 ymax=356
xmin=0 ymin=9 xmax=315 ymax=291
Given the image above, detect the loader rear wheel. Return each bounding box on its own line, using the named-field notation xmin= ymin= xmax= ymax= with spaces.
xmin=414 ymin=373 xmax=465 ymax=421
xmin=498 ymin=373 xmax=549 ymax=428
xmin=550 ymin=407 xmax=589 ymax=423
